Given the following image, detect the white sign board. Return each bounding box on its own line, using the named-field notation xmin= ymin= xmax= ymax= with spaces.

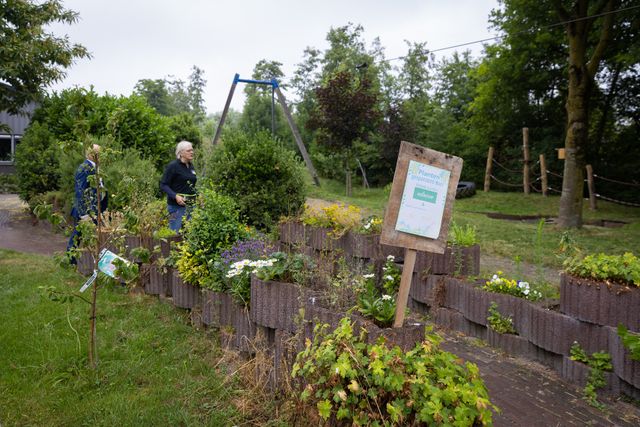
xmin=395 ymin=160 xmax=451 ymax=239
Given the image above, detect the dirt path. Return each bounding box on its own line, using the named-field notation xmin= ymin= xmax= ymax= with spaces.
xmin=0 ymin=194 xmax=67 ymax=256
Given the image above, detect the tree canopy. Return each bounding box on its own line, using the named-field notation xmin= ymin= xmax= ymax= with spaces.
xmin=0 ymin=0 xmax=89 ymax=114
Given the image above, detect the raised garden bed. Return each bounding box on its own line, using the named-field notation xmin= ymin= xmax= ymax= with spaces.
xmin=413 ymin=244 xmax=480 ymax=276
xmin=560 ymin=273 xmax=640 ymax=332
xmin=250 ymin=277 xmax=306 ymax=333
xmin=171 ymin=270 xmax=200 ymax=309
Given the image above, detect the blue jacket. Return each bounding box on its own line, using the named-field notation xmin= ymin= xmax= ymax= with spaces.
xmin=71 ymin=159 xmax=108 ymax=220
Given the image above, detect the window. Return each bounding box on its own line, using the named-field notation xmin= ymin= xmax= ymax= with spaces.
xmin=0 ymin=135 xmax=11 ymax=162
xmin=0 ymin=135 xmax=22 ymax=164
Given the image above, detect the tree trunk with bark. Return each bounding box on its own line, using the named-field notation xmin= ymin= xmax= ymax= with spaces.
xmin=556 ymin=0 xmax=616 ymax=228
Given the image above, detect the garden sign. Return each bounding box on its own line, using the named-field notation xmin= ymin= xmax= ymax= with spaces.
xmin=381 ymin=141 xmax=462 ymax=327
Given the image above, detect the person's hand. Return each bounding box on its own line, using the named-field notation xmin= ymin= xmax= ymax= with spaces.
xmin=175 ymin=194 xmax=186 ymax=206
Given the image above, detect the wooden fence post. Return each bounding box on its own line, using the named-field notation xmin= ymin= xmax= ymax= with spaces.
xmin=484 ymin=146 xmax=494 ymax=192
xmin=586 ymin=164 xmax=597 ymax=210
xmin=540 ymin=154 xmax=548 ymax=196
xmin=523 ymin=128 xmax=530 ymax=194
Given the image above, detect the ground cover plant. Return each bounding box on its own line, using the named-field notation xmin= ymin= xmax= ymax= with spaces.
xmin=0 ymin=249 xmax=287 ymax=426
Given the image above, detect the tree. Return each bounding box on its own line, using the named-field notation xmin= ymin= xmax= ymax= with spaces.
xmin=554 ymin=0 xmax=617 ymax=228
xmin=0 ymin=0 xmax=89 ymax=114
xmin=133 ymin=79 xmax=174 ymax=116
xmin=307 ymin=69 xmax=381 ymax=194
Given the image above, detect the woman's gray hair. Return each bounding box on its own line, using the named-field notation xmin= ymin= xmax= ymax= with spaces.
xmin=175 ymin=140 xmax=193 ymax=159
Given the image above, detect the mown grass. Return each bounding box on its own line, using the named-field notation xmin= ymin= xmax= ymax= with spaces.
xmin=0 ymin=250 xmax=284 ymax=426
xmin=307 ymin=178 xmax=640 ymax=270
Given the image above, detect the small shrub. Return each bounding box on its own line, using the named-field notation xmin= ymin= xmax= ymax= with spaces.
xmin=0 ymin=173 xmax=19 ymax=193
xmin=487 ymin=302 xmax=516 ymax=334
xmin=292 ymin=317 xmax=496 ymax=425
xmin=205 ymin=130 xmax=307 ymax=230
xmin=563 ymin=252 xmax=640 ymax=287
xmin=14 ymin=122 xmax=61 ymax=202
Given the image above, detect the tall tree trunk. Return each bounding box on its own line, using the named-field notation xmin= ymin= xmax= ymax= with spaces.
xmin=556 ymin=0 xmax=616 ymax=228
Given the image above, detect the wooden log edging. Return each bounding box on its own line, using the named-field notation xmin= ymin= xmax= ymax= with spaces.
xmin=250 ymin=277 xmax=305 ymax=333
xmin=171 ymin=270 xmax=200 ymax=309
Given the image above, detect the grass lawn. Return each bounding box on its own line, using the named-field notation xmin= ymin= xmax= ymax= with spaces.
xmin=0 ymin=250 xmax=283 ymax=426
xmin=307 ymin=177 xmax=640 ymax=271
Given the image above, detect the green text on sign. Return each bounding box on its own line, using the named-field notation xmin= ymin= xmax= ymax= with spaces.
xmin=413 ymin=187 xmax=437 ymax=203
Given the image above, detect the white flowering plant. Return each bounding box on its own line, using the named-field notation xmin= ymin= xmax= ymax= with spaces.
xmin=356 ymin=256 xmax=402 ymax=327
xmin=358 ymin=215 xmax=383 ymax=234
xmin=482 ymin=271 xmax=542 ymax=301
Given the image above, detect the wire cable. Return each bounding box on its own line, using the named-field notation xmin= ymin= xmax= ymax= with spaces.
xmin=382 ymin=4 xmax=640 ymax=63
xmin=593 ymin=174 xmax=640 ymax=187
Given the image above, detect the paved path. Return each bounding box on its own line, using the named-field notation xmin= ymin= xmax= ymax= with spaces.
xmin=0 ymin=194 xmax=67 ymax=255
xmin=1 ymin=193 xmax=639 ymax=425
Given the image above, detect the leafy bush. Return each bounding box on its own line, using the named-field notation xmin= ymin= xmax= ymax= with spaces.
xmin=252 ymin=251 xmax=316 ymax=285
xmin=292 ymin=318 xmax=495 ymax=425
xmin=0 ymin=173 xmax=19 ymax=193
xmin=563 ymin=252 xmax=640 ymax=286
xmin=569 ymin=342 xmax=613 ymax=408
xmin=14 ymin=122 xmax=61 ymax=201
xmin=176 ymin=187 xmax=248 ymax=287
xmin=205 ymin=130 xmax=307 ymax=230
xmin=487 ymin=302 xmax=516 ymax=334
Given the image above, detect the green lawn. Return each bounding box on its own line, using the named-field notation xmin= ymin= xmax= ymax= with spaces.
xmin=307 ymin=178 xmax=640 ymax=270
xmin=0 ymin=250 xmax=282 ymax=426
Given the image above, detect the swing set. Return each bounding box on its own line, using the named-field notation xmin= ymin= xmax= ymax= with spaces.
xmin=213 ymin=73 xmax=320 ymax=186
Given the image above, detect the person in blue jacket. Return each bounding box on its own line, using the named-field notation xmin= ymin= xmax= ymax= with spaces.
xmin=160 ymin=140 xmax=197 ymax=232
xmin=66 ymin=144 xmax=109 ymax=262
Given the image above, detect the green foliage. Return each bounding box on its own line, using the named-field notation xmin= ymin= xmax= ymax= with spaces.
xmin=356 ymin=256 xmax=402 ymax=327
xmin=0 ymin=0 xmax=89 ymax=114
xmin=167 ymin=112 xmax=202 ymax=146
xmin=300 ymin=203 xmax=361 ymax=236
xmin=487 ymin=302 xmax=516 ymax=335
xmin=570 ymin=341 xmax=613 ymax=409
xmin=176 ymin=187 xmax=248 ymax=287
xmin=14 ymin=122 xmax=61 ymax=201
xmin=618 ymin=325 xmax=640 ymax=362
xmin=449 ymin=222 xmax=478 ymax=247
xmin=101 ymin=149 xmax=160 ymax=213
xmin=563 ymin=252 xmax=640 ymax=286
xmin=205 ymin=130 xmax=307 ymax=230
xmin=0 ymin=173 xmax=19 ymax=193
xmin=252 ymin=251 xmax=316 ymax=286
xmin=291 ymin=317 xmax=496 ymax=425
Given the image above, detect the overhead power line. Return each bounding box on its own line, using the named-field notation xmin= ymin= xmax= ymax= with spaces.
xmin=383 ymin=4 xmax=640 ymax=63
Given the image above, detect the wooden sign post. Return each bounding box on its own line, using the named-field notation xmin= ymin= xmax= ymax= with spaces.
xmin=380 ymin=141 xmax=463 ymax=328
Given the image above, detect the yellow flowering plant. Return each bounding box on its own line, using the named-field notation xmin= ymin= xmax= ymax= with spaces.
xmin=300 ymin=203 xmax=361 ymax=236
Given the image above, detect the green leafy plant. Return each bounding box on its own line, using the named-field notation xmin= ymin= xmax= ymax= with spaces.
xmin=618 ymin=325 xmax=640 ymax=362
xmin=358 ymin=215 xmax=383 ymax=234
xmin=153 ymin=226 xmax=177 ymax=240
xmin=291 ymin=317 xmax=496 ymax=425
xmin=252 ymin=251 xmax=316 ymax=286
xmin=563 ymin=252 xmax=640 ymax=287
xmin=205 ymin=130 xmax=307 ymax=230
xmin=356 ymin=255 xmax=401 ymax=327
xmin=487 ymin=302 xmax=516 ymax=334
xmin=569 ymin=341 xmax=613 ymax=409
xmin=448 ymin=222 xmax=478 ymax=247
xmin=483 ymin=271 xmax=542 ymax=301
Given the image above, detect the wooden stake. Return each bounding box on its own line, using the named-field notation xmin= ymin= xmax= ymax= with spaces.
xmin=484 ymin=146 xmax=494 ymax=192
xmin=523 ymin=128 xmax=530 ymax=194
xmin=393 ymin=248 xmax=417 ymax=328
xmin=586 ymin=164 xmax=597 ymax=210
xmin=540 ymin=154 xmax=548 ymax=197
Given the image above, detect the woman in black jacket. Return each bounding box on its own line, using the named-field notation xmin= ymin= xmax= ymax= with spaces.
xmin=160 ymin=140 xmax=196 ymax=232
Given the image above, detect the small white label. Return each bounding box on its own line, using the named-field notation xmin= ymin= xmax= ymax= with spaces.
xmin=79 ymin=270 xmax=98 ymax=292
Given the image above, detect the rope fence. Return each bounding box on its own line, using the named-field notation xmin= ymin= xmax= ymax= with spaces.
xmin=593 ymin=174 xmax=640 ymax=188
